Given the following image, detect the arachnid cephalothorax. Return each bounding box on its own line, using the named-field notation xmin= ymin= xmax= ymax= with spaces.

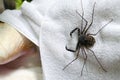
xmin=63 ymin=2 xmax=113 ymax=75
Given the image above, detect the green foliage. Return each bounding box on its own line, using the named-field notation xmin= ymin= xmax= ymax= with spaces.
xmin=15 ymin=0 xmax=32 ymax=9
xmin=15 ymin=0 xmax=23 ymax=9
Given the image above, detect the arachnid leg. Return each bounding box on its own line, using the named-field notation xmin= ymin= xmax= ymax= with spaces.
xmin=80 ymin=48 xmax=87 ymax=76
xmin=63 ymin=49 xmax=80 ymax=70
xmin=84 ymin=3 xmax=96 ymax=34
xmin=88 ymin=48 xmax=107 ymax=72
xmin=65 ymin=46 xmax=76 ymax=52
xmin=70 ymin=28 xmax=80 ymax=37
xmin=76 ymin=11 xmax=88 ymax=34
xmin=87 ymin=19 xmax=113 ymax=36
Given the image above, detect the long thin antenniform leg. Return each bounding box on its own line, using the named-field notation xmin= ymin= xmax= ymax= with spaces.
xmin=80 ymin=0 xmax=84 ymax=33
xmin=83 ymin=2 xmax=96 ymax=34
xmin=70 ymin=28 xmax=80 ymax=37
xmin=87 ymin=19 xmax=113 ymax=36
xmin=65 ymin=46 xmax=76 ymax=52
xmin=88 ymin=48 xmax=107 ymax=72
xmin=63 ymin=49 xmax=80 ymax=70
xmin=81 ymin=48 xmax=87 ymax=76
xmin=76 ymin=11 xmax=88 ymax=34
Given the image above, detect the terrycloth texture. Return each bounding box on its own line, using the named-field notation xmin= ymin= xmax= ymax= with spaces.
xmin=1 ymin=0 xmax=120 ymax=80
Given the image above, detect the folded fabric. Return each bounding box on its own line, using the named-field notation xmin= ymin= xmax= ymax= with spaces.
xmin=1 ymin=0 xmax=120 ymax=80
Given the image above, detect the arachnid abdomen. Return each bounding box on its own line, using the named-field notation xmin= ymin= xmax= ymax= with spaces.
xmin=79 ymin=35 xmax=95 ymax=48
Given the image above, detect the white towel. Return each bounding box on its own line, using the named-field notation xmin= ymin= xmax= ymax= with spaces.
xmin=1 ymin=0 xmax=120 ymax=80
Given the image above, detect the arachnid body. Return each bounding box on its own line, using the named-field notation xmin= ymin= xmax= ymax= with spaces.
xmin=63 ymin=2 xmax=113 ymax=75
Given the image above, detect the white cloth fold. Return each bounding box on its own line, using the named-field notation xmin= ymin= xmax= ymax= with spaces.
xmin=1 ymin=0 xmax=120 ymax=80
xmin=0 ymin=10 xmax=39 ymax=46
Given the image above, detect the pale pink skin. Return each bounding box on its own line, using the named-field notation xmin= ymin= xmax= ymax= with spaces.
xmin=0 ymin=47 xmax=40 ymax=75
xmin=0 ymin=47 xmax=35 ymax=65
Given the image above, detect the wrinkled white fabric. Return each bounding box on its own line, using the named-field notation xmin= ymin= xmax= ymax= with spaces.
xmin=1 ymin=0 xmax=120 ymax=80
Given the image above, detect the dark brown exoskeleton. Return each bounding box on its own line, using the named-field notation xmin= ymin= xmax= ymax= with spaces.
xmin=63 ymin=2 xmax=113 ymax=75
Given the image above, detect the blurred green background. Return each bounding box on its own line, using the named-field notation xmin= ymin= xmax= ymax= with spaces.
xmin=3 ymin=0 xmax=32 ymax=10
xmin=15 ymin=0 xmax=32 ymax=9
